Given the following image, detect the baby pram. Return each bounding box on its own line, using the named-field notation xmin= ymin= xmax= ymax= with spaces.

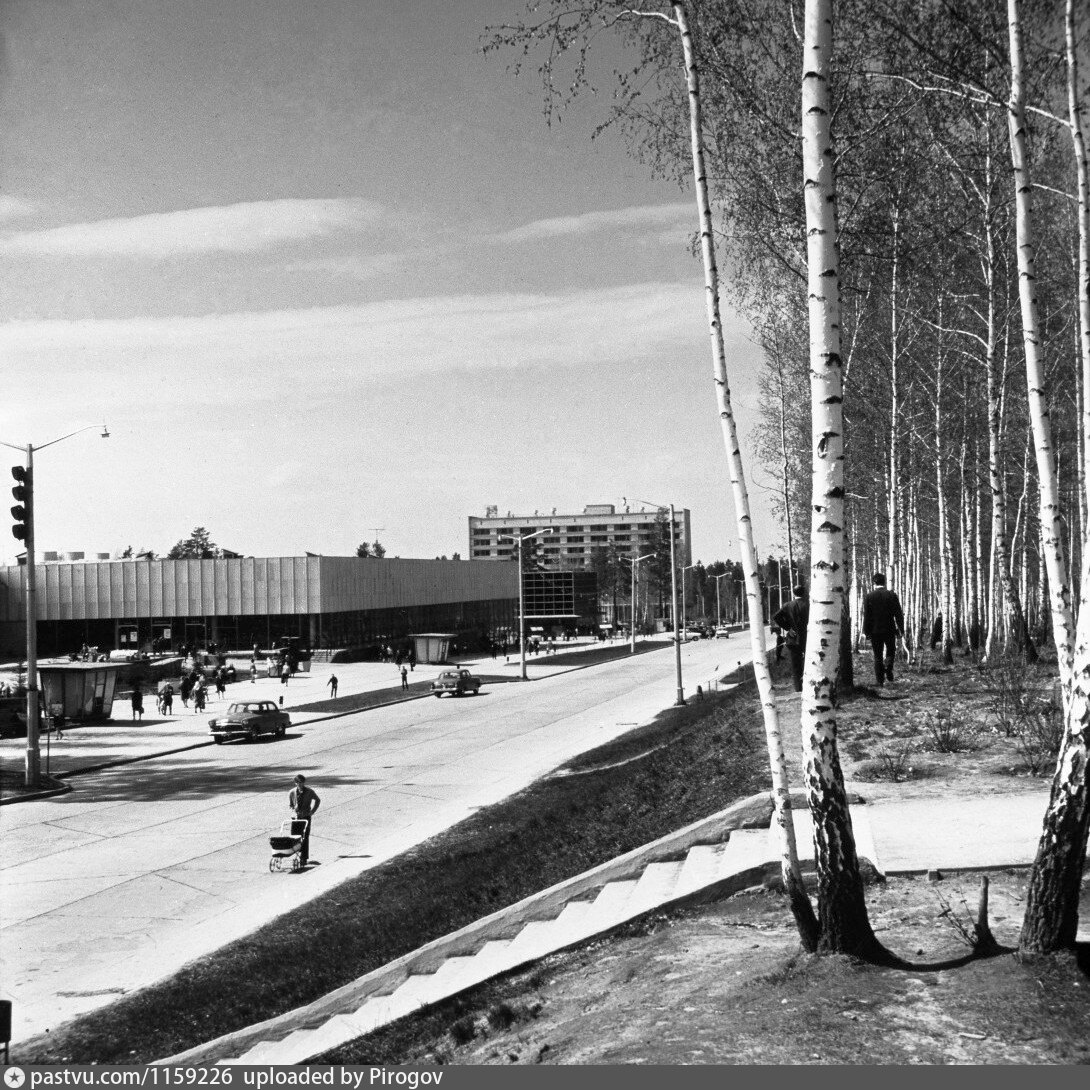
xmin=268 ymin=818 xmax=308 ymax=872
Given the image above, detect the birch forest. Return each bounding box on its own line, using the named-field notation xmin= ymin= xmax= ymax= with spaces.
xmin=492 ymin=0 xmax=1089 ymax=959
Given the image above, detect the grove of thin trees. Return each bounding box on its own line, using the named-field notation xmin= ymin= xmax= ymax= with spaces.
xmin=490 ymin=0 xmax=1089 ymax=958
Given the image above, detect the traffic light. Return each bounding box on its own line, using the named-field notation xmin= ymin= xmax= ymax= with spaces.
xmin=11 ymin=465 xmax=32 ymax=542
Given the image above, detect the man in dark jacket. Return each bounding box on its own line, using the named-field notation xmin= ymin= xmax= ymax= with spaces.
xmin=771 ymin=585 xmax=810 ymax=692
xmin=862 ymin=572 xmax=905 ymax=686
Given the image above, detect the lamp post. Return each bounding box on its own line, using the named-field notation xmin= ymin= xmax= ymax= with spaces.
xmin=681 ymin=562 xmax=698 ymax=638
xmin=497 ymin=527 xmax=555 ymax=680
xmin=714 ymin=572 xmax=729 ymax=626
xmin=637 ymin=500 xmax=684 ymax=705
xmin=621 ymin=552 xmax=655 ymax=653
xmin=1 ymin=423 xmax=110 ymax=787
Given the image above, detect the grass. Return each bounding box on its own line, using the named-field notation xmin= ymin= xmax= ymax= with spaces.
xmin=16 ymin=658 xmax=778 ymax=1065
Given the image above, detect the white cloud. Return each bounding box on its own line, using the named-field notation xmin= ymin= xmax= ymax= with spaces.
xmin=0 ymin=195 xmax=36 ymax=223
xmin=1 ymin=280 xmax=734 ymax=416
xmin=496 ymin=203 xmax=694 ymax=244
xmin=0 ymin=199 xmax=384 ymax=257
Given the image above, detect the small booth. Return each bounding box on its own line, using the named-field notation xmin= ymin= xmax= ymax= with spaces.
xmin=38 ymin=662 xmax=124 ymax=722
xmin=411 ymin=633 xmax=456 ymax=665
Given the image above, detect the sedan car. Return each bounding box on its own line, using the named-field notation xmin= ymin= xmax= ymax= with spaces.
xmin=208 ymin=700 xmax=290 ymax=743
xmin=715 ymin=626 xmax=732 ymax=638
xmin=430 ymin=668 xmax=482 ymax=697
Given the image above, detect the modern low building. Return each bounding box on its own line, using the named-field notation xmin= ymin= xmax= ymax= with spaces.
xmin=0 ymin=555 xmax=518 ymax=660
xmin=468 ymin=503 xmax=692 ymax=570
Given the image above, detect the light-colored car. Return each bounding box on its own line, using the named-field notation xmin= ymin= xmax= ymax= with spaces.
xmin=208 ymin=700 xmax=290 ymax=743
xmin=430 ymin=668 xmax=482 ymax=697
xmin=715 ymin=625 xmax=731 ymax=638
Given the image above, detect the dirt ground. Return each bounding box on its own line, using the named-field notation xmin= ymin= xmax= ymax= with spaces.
xmin=321 ymin=648 xmax=1090 ymax=1066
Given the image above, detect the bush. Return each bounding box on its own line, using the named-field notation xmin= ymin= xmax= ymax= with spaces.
xmin=923 ymin=709 xmax=975 ymax=753
xmin=1014 ymin=702 xmax=1064 ymax=775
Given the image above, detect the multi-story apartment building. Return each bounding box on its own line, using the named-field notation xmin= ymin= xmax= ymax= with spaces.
xmin=468 ymin=504 xmax=692 ymax=570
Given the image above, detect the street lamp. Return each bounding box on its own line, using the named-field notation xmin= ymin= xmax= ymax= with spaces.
xmin=681 ymin=562 xmax=698 ymax=638
xmin=636 ymin=500 xmax=684 ymax=706
xmin=1 ymin=423 xmax=110 ymax=787
xmin=621 ymin=552 xmax=655 ymax=653
xmin=497 ymin=526 xmax=556 ymax=680
xmin=714 ymin=572 xmax=729 ymax=626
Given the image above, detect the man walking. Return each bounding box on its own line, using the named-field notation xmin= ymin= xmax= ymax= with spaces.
xmin=862 ymin=572 xmax=905 ymax=687
xmin=328 ymin=673 xmax=338 ymax=698
xmin=400 ymin=665 xmax=409 ymax=690
xmin=771 ymin=585 xmax=810 ymax=693
xmin=288 ymin=773 xmax=321 ymax=867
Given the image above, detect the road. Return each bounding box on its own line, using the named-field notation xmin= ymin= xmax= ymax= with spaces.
xmin=1 ymin=635 xmax=752 ymax=1043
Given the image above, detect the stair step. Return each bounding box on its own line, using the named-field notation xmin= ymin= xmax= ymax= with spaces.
xmin=251 ymin=1026 xmax=319 ymax=1065
xmin=575 ymin=879 xmax=640 ymax=934
xmin=542 ymin=898 xmax=594 ymax=945
xmin=725 ymin=828 xmax=775 ymax=872
xmin=502 ymin=920 xmax=559 ymax=962
xmin=622 ymin=860 xmax=685 ymax=916
xmin=428 ymin=953 xmax=488 ymax=992
xmin=673 ymin=844 xmax=730 ymax=898
xmin=388 ymin=971 xmax=444 ymax=1005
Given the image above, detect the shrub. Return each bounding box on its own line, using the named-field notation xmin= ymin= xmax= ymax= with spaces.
xmin=1014 ymin=702 xmax=1064 ymax=775
xmin=923 ymin=709 xmax=975 ymax=753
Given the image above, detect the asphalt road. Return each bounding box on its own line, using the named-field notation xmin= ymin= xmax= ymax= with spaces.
xmin=1 ymin=635 xmax=753 ymax=1043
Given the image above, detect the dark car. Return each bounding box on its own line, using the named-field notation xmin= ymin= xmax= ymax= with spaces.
xmin=209 ymin=700 xmax=290 ymax=743
xmin=430 ymin=668 xmax=482 ymax=697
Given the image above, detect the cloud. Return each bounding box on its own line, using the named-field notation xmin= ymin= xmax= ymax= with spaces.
xmin=496 ymin=203 xmax=694 ymax=244
xmin=0 ymin=195 xmax=36 ymax=223
xmin=1 ymin=280 xmax=743 ymax=417
xmin=0 ymin=199 xmax=384 ymax=258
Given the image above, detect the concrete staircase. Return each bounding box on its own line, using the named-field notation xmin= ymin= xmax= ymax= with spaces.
xmin=157 ymin=793 xmax=877 ymax=1067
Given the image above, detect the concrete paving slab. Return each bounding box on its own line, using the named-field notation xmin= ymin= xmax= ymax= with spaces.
xmin=865 ymin=790 xmax=1049 ymax=874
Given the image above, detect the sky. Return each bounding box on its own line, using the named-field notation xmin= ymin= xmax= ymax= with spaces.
xmin=0 ymin=0 xmax=776 ymax=567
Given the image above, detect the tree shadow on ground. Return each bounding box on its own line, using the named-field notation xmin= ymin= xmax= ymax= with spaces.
xmin=43 ymin=751 xmax=372 ymax=804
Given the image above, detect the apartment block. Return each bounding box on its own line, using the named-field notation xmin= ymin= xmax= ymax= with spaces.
xmin=468 ymin=503 xmax=692 ymax=570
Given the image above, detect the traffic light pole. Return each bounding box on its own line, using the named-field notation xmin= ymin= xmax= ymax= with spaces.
xmin=22 ymin=446 xmax=39 ymax=788
xmin=4 ymin=424 xmax=109 ymax=789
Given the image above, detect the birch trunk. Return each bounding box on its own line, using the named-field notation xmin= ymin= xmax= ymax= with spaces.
xmin=982 ymin=146 xmax=1037 ymax=664
xmin=672 ymin=1 xmax=817 ymax=950
xmin=800 ymin=0 xmax=879 ymax=957
xmin=1007 ymin=0 xmax=1075 ymax=701
xmin=1068 ymin=0 xmax=1090 ymax=532
xmin=1016 ymin=0 xmax=1090 ymax=949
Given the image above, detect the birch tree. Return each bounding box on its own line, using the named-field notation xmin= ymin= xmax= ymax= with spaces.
xmin=799 ymin=0 xmax=881 ymax=957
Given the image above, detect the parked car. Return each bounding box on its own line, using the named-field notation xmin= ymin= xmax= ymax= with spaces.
xmin=430 ymin=668 xmax=482 ymax=697
xmin=208 ymin=700 xmax=290 ymax=743
xmin=683 ymin=625 xmax=705 ymax=640
xmin=714 ymin=625 xmax=732 ymax=638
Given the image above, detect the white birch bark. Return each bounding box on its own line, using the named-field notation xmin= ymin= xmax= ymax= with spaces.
xmin=1068 ymin=0 xmax=1090 ymax=531
xmin=1007 ymin=0 xmax=1075 ymax=702
xmin=800 ymin=0 xmax=877 ymax=956
xmin=671 ymin=1 xmax=816 ymax=947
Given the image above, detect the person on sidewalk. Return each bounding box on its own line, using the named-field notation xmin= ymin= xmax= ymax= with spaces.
xmin=862 ymin=571 xmax=905 ymax=687
xmin=289 ymin=773 xmax=321 ymax=867
xmin=249 ymin=659 xmax=257 ymax=684
xmin=771 ymin=585 xmax=810 ymax=693
xmin=130 ymin=686 xmax=144 ymax=721
xmin=400 ymin=665 xmax=409 ymax=690
xmin=281 ymin=661 xmax=290 ymax=685
xmin=328 ymin=674 xmax=338 ymax=698
xmin=161 ymin=683 xmax=174 ymax=715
